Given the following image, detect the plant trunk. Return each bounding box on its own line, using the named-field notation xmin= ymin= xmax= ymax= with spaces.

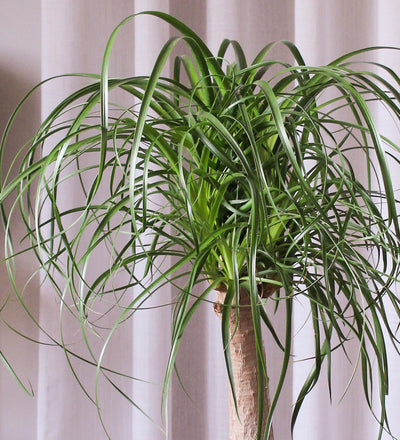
xmin=214 ymin=287 xmax=274 ymax=440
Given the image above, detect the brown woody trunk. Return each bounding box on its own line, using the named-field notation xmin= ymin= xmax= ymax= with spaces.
xmin=214 ymin=287 xmax=274 ymax=440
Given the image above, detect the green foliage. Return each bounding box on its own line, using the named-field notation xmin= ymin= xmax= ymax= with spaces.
xmin=2 ymin=11 xmax=400 ymax=439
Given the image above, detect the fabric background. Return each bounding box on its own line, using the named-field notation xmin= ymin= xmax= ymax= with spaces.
xmin=1 ymin=1 xmax=400 ymax=439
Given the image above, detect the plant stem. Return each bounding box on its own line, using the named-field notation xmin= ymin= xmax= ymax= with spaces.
xmin=214 ymin=288 xmax=274 ymax=440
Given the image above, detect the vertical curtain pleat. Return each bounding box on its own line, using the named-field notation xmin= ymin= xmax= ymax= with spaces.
xmin=38 ymin=2 xmax=137 ymax=439
xmin=130 ymin=3 xmax=172 ymax=439
xmin=293 ymin=3 xmax=383 ymax=438
xmin=0 ymin=2 xmax=41 ymax=439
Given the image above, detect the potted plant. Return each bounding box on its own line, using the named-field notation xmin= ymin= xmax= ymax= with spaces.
xmin=2 ymin=11 xmax=400 ymax=440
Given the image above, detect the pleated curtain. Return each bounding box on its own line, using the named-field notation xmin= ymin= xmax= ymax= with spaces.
xmin=1 ymin=1 xmax=400 ymax=439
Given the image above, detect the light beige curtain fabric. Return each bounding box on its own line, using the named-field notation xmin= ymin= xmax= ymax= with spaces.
xmin=1 ymin=1 xmax=400 ymax=439
xmin=0 ymin=2 xmax=41 ymax=439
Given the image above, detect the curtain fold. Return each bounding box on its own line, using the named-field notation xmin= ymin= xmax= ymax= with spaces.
xmin=0 ymin=1 xmax=41 ymax=439
xmin=1 ymin=1 xmax=400 ymax=438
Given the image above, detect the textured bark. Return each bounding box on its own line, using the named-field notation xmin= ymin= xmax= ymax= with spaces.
xmin=214 ymin=287 xmax=274 ymax=440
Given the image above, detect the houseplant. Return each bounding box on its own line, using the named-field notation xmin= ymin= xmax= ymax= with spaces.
xmin=2 ymin=10 xmax=400 ymax=439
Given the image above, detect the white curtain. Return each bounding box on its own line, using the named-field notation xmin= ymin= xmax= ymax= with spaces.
xmin=1 ymin=1 xmax=400 ymax=439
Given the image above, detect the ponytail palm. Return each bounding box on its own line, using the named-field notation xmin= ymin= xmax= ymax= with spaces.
xmin=2 ymin=11 xmax=400 ymax=439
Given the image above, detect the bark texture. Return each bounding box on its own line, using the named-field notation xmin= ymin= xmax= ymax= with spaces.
xmin=214 ymin=287 xmax=274 ymax=440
